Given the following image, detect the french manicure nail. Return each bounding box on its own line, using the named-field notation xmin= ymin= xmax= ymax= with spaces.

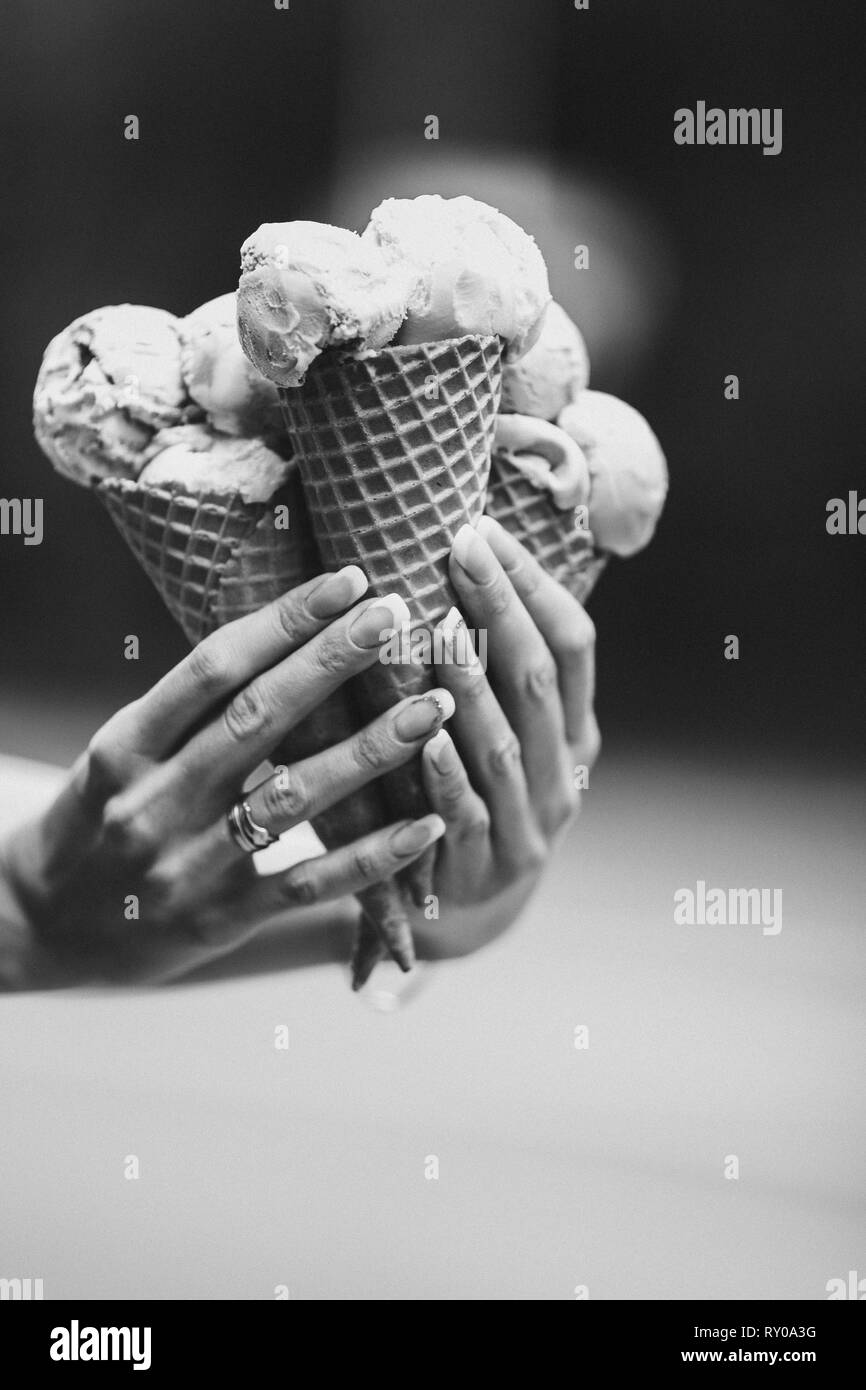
xmin=451 ymin=523 xmax=497 ymax=583
xmin=439 ymin=605 xmax=477 ymax=666
xmin=391 ymin=815 xmax=446 ymax=856
xmin=426 ymin=727 xmax=459 ymax=774
xmin=394 ymin=690 xmax=456 ymax=742
xmin=349 ymin=592 xmax=411 ymax=648
xmin=307 ymin=565 xmax=368 ymax=618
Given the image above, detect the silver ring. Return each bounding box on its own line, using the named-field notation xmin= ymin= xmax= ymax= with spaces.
xmin=227 ymin=799 xmax=278 ymax=854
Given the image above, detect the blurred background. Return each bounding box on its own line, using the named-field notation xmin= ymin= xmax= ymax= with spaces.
xmin=1 ymin=0 xmax=864 ymax=1305
xmin=2 ymin=0 xmax=863 ymax=769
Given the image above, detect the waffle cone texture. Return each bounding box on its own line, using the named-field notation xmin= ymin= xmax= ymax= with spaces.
xmin=96 ymin=472 xmax=416 ymax=974
xmin=280 ymin=333 xmax=503 ymax=904
xmin=485 ymin=450 xmax=608 ymax=605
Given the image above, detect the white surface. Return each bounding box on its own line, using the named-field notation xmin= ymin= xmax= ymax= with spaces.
xmin=0 ymin=751 xmax=863 ymax=1300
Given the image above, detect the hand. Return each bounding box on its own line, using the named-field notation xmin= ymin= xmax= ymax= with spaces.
xmin=412 ymin=516 xmax=601 ymax=958
xmin=0 ymin=566 xmax=454 ymax=988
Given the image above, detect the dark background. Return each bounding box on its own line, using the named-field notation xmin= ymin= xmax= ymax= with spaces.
xmin=2 ymin=0 xmax=863 ymax=766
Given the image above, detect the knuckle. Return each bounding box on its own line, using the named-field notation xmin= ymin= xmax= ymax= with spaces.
xmin=350 ymin=846 xmax=380 ymax=882
xmin=223 ymin=683 xmax=272 ymax=742
xmin=263 ymin=771 xmax=308 ymax=823
xmin=178 ymin=911 xmax=222 ymax=951
xmin=279 ymin=865 xmax=319 ymax=907
xmin=577 ymin=715 xmax=602 ymax=768
xmin=562 ymin=783 xmax=582 ymax=819
xmin=186 ymin=637 xmax=232 ymax=696
xmin=564 ymin=610 xmax=596 ymax=658
xmin=523 ymin=652 xmax=559 ymax=703
xmin=521 ymin=834 xmax=548 ymax=874
xmin=271 ymin=593 xmax=304 ymax=645
xmin=487 ymin=732 xmax=523 ymax=779
xmin=141 ymin=865 xmax=176 ymax=916
xmin=458 ymin=669 xmax=490 ymax=706
xmin=482 ymin=577 xmax=512 ymax=617
xmin=436 ymin=777 xmax=468 ymax=815
xmin=461 ymin=805 xmax=491 ymax=841
xmin=352 ymin=725 xmax=386 ymax=774
xmin=83 ymin=731 xmax=126 ymax=800
xmin=511 ymin=557 xmax=542 ymax=597
xmin=101 ymin=797 xmax=158 ymax=863
xmin=311 ymin=634 xmax=350 ymax=678
xmin=547 ymin=786 xmax=581 ymax=832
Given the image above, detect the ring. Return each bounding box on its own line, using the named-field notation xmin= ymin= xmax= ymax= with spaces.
xmin=227 ymin=799 xmax=279 ymax=854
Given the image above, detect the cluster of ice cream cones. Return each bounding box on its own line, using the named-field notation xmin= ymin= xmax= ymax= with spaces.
xmin=32 ymin=194 xmax=668 ymax=988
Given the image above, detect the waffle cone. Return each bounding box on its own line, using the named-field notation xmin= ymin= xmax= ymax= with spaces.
xmin=485 ymin=451 xmax=608 ymax=605
xmin=280 ymin=333 xmax=503 ymax=902
xmin=96 ymin=472 xmax=415 ymax=972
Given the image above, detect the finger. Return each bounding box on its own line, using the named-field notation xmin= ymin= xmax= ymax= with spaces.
xmin=477 ymin=516 xmax=599 ymax=753
xmin=133 ymin=592 xmax=412 ymax=835
xmin=449 ymin=523 xmax=567 ymax=800
xmin=240 ymin=814 xmax=446 ymax=922
xmin=421 ymin=728 xmax=492 ymax=898
xmin=251 ymin=689 xmax=454 ymax=836
xmin=192 ymin=689 xmax=456 ymax=864
xmin=108 ymin=565 xmax=370 ymax=760
xmin=350 ymin=913 xmax=389 ymax=992
xmin=432 ymin=614 xmax=544 ymax=872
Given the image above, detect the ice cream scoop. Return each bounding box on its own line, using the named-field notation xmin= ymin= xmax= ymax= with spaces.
xmin=501 ymin=301 xmax=590 ymax=418
xmin=33 ymin=305 xmax=191 ymax=487
xmin=138 ymin=423 xmax=291 ymax=504
xmin=557 ymin=390 xmax=667 ymax=557
xmin=363 ymin=194 xmax=551 ymax=360
xmin=493 ymin=414 xmax=591 ymax=511
xmin=237 ymin=221 xmax=416 ymax=386
xmin=179 ymin=293 xmax=285 ymax=443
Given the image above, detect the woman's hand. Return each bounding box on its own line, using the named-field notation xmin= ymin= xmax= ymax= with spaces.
xmin=1 ymin=566 xmax=454 ymax=988
xmin=413 ymin=516 xmax=601 ymax=958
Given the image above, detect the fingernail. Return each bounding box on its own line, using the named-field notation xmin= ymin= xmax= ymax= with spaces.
xmin=426 ymin=727 xmax=459 ymax=774
xmin=451 ymin=523 xmax=497 ymax=583
xmin=394 ymin=690 xmax=455 ymax=742
xmin=307 ymin=565 xmax=368 ymax=617
xmin=439 ymin=605 xmax=477 ymax=666
xmin=390 ymin=814 xmax=446 ymax=856
xmin=349 ymin=593 xmax=411 ymax=648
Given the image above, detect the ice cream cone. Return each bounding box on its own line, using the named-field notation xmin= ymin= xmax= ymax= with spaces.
xmin=485 ymin=450 xmax=607 ymax=606
xmin=96 ymin=471 xmax=416 ymax=973
xmin=279 ymin=333 xmax=503 ymax=903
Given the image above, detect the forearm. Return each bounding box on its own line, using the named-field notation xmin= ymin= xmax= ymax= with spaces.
xmin=0 ymin=836 xmax=50 ymax=990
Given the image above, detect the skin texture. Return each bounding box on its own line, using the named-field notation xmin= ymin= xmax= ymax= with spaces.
xmin=0 ymin=529 xmax=599 ymax=989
